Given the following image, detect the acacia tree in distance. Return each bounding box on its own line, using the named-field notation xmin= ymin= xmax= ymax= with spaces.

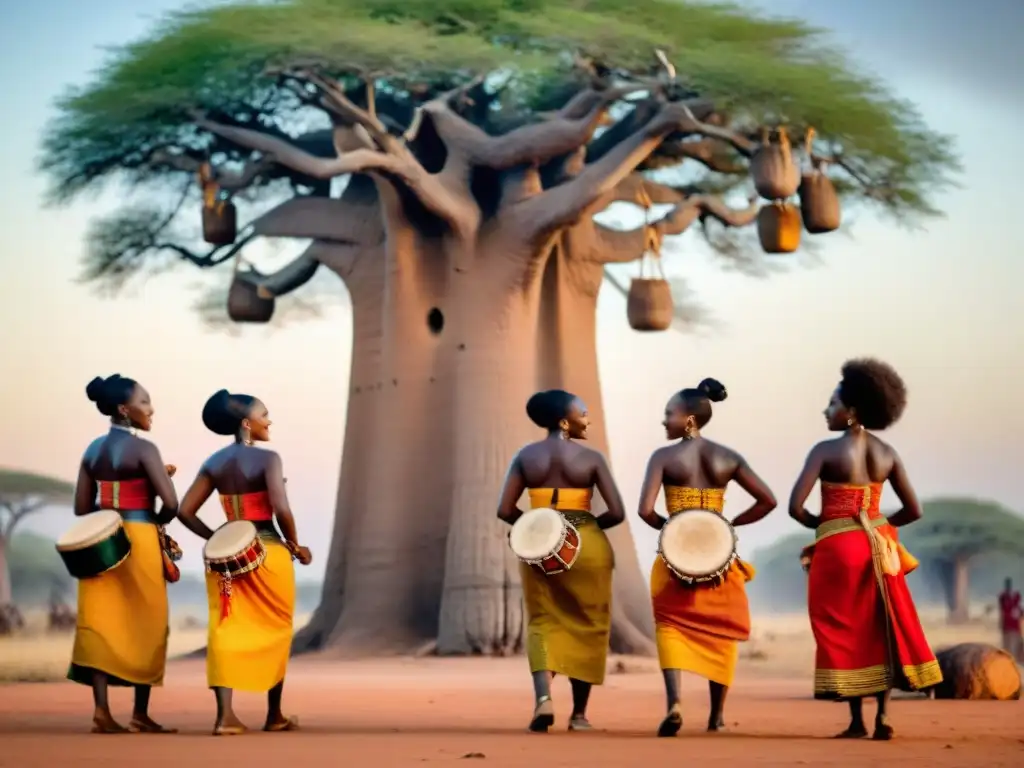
xmin=40 ymin=0 xmax=958 ymax=656
xmin=900 ymin=499 xmax=1024 ymax=625
xmin=0 ymin=469 xmax=75 ymax=629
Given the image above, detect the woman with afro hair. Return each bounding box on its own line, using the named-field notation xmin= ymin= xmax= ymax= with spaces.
xmin=789 ymin=359 xmax=942 ymax=740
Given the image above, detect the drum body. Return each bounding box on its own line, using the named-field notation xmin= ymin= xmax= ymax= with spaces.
xmin=56 ymin=509 xmax=132 ymax=579
xmin=658 ymin=508 xmax=737 ymax=586
xmin=509 ymin=507 xmax=582 ymax=575
xmin=204 ymin=520 xmax=266 ymax=579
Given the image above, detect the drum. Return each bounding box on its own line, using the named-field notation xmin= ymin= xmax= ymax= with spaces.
xmin=204 ymin=520 xmax=267 ymax=620
xmin=56 ymin=509 xmax=132 ymax=580
xmin=508 ymin=507 xmax=581 ymax=575
xmin=203 ymin=520 xmax=266 ymax=580
xmin=658 ymin=509 xmax=737 ymax=585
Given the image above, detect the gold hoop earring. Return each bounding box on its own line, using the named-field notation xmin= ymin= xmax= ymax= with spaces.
xmin=241 ymin=425 xmax=253 ymax=446
xmin=682 ymin=422 xmax=695 ymax=440
xmin=846 ymin=417 xmax=855 ymax=427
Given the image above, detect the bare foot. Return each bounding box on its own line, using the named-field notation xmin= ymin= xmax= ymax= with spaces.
xmin=129 ymin=714 xmax=177 ymax=734
xmin=657 ymin=705 xmax=682 ymax=738
xmin=92 ymin=710 xmax=129 ymax=734
xmin=213 ymin=714 xmax=248 ymax=736
xmin=568 ymin=715 xmax=594 ymax=732
xmin=264 ymin=714 xmax=299 ymax=732
xmin=834 ymin=723 xmax=868 ymax=739
xmin=707 ymin=718 xmax=727 ymax=733
xmin=872 ymin=717 xmax=895 ymax=741
xmin=528 ymin=696 xmax=554 ymax=733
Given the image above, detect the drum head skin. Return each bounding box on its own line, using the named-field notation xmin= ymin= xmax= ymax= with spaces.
xmin=57 ymin=509 xmax=122 ymax=550
xmin=660 ymin=509 xmax=736 ymax=578
xmin=205 ymin=520 xmax=258 ymax=560
xmin=509 ymin=508 xmax=563 ymax=560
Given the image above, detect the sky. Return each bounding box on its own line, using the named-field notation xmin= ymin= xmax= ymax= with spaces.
xmin=1 ymin=0 xmax=1022 ymax=580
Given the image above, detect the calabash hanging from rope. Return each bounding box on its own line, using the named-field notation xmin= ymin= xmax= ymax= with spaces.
xmin=757 ymin=201 xmax=802 ymax=254
xmin=227 ymin=263 xmax=275 ymax=324
xmin=749 ymin=127 xmax=801 ymax=201
xmin=798 ymin=129 xmax=842 ymax=234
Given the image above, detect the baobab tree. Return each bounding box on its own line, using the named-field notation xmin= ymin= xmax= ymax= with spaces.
xmin=39 ymin=0 xmax=958 ymax=655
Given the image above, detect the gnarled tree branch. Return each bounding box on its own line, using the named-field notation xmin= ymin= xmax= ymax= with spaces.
xmin=192 ymin=114 xmax=475 ymax=238
xmin=513 ymin=101 xmax=711 ymax=240
xmin=421 ymin=83 xmax=648 ymax=169
xmin=589 ymin=195 xmax=760 ymax=264
xmin=252 ymin=196 xmax=381 ymax=245
xmin=147 ymin=149 xmax=277 ymax=193
xmin=157 ymin=233 xmax=255 ymax=269
xmin=674 ymin=104 xmax=757 ymax=157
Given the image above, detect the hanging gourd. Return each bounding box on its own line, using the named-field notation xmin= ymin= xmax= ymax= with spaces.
xmin=749 ymin=126 xmax=801 ymax=201
xmin=757 ymin=201 xmax=802 ymax=254
xmin=199 ymin=162 xmax=238 ymax=246
xmin=227 ymin=257 xmax=275 ymax=324
xmin=626 ymin=184 xmax=674 ymax=332
xmin=798 ymin=127 xmax=842 ymax=234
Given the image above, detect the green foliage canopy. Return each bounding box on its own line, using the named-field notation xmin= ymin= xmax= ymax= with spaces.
xmin=0 ymin=469 xmax=75 ymax=503
xmin=39 ymin=0 xmax=960 ymax=286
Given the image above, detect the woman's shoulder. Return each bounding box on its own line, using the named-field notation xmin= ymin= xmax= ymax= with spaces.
xmin=866 ymin=431 xmax=895 ymax=452
xmin=251 ymin=445 xmax=282 ymax=463
xmin=701 ymin=437 xmax=743 ymax=461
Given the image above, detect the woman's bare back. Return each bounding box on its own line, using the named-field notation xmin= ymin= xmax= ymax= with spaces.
xmin=816 ymin=431 xmax=897 ymax=485
xmin=83 ymin=430 xmax=152 ymax=482
xmin=517 ymin=439 xmax=603 ymax=489
xmin=201 ymin=444 xmax=276 ymax=494
xmin=656 ymin=439 xmax=742 ymax=489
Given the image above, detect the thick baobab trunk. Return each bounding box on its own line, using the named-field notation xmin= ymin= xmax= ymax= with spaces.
xmin=296 ymin=182 xmax=457 ymax=653
xmin=329 ymin=225 xmax=454 ymax=652
xmin=436 ymin=236 xmax=545 ymax=655
xmin=535 ymin=241 xmax=656 ymax=654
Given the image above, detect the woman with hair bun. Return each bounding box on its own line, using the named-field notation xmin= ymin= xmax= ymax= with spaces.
xmin=177 ymin=389 xmax=311 ymax=736
xmin=789 ymin=359 xmax=941 ymax=740
xmin=637 ymin=378 xmax=777 ymax=736
xmin=71 ymin=374 xmax=179 ymax=733
xmin=497 ymin=389 xmax=627 ymax=733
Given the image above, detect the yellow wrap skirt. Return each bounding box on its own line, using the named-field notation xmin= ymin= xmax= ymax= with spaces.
xmin=69 ymin=514 xmax=169 ymax=687
xmin=650 ymin=487 xmax=754 ymax=687
xmin=205 ymin=535 xmax=295 ymax=691
xmin=521 ymin=488 xmax=613 ymax=685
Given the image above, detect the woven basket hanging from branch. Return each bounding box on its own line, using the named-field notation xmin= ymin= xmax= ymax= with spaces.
xmin=199 ymin=163 xmax=238 ymax=246
xmin=226 ymin=254 xmax=275 ymax=324
xmin=798 ymin=127 xmax=842 ymax=234
xmin=626 ymin=184 xmax=674 ymax=332
xmin=750 ymin=126 xmax=801 ymax=201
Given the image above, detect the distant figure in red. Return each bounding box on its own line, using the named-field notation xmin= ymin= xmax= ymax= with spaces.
xmin=789 ymin=359 xmax=942 ymax=741
xmin=998 ymin=578 xmax=1022 ymax=662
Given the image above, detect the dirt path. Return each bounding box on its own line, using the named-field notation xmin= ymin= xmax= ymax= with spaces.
xmin=1 ymin=658 xmax=1021 ymax=767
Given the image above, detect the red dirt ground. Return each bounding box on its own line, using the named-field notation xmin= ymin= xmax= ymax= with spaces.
xmin=1 ymin=657 xmax=1021 ymax=767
